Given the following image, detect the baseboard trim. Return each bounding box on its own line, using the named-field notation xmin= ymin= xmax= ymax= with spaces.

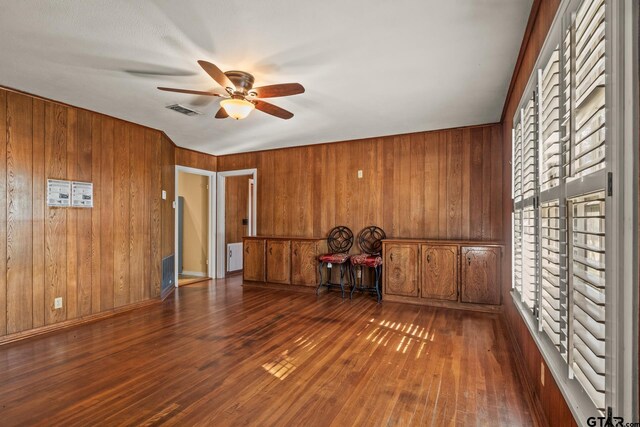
xmin=0 ymin=298 xmax=161 ymax=346
xmin=384 ymin=294 xmax=503 ymax=314
xmin=501 ymin=311 xmax=548 ymax=427
xmin=181 ymin=270 xmax=206 ymax=277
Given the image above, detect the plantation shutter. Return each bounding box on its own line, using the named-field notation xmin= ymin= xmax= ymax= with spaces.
xmin=568 ymin=192 xmax=606 ymax=412
xmin=521 ymin=96 xmax=539 ymax=315
xmin=573 ymin=0 xmax=606 ymax=178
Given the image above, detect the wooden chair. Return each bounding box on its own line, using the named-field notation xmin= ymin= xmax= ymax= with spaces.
xmin=349 ymin=226 xmax=386 ymax=303
xmin=316 ymin=226 xmax=353 ymax=298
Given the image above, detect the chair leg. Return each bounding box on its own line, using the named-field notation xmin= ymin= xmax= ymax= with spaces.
xmin=339 ymin=264 xmax=345 ymax=299
xmin=316 ymin=262 xmax=324 ymax=296
xmin=375 ymin=265 xmax=382 ymax=303
xmin=349 ymin=264 xmax=357 ymax=300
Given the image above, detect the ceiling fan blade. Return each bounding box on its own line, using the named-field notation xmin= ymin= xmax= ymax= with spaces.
xmin=250 ymin=83 xmax=305 ymax=98
xmin=157 ymin=87 xmax=226 ymax=97
xmin=215 ymin=107 xmax=229 ymax=119
xmin=253 ymin=100 xmax=294 ymax=120
xmin=197 ymin=60 xmax=235 ymax=89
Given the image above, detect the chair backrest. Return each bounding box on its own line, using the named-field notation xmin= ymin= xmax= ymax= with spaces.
xmin=327 ymin=226 xmax=353 ymax=253
xmin=358 ymin=226 xmax=386 ymax=255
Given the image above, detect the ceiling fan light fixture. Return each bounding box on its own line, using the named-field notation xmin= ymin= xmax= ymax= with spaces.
xmin=220 ymin=98 xmax=255 ymax=120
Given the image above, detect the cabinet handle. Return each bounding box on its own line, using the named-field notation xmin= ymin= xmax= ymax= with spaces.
xmin=426 ymin=254 xmax=430 ymax=263
xmin=269 ymin=247 xmax=273 ymax=255
xmin=294 ymin=248 xmax=298 ymax=256
xmin=389 ymin=253 xmax=394 ymax=262
xmin=467 ymin=256 xmax=471 ymax=266
xmin=245 ymin=247 xmax=249 ymax=253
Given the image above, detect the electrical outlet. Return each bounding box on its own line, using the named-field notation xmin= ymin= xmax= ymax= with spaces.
xmin=54 ymin=297 xmax=63 ymax=309
xmin=161 ymin=190 xmax=167 ymax=200
xmin=357 ymin=170 xmax=363 ymax=178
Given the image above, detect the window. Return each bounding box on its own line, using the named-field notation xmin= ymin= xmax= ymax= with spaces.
xmin=510 ymin=0 xmax=635 ymax=420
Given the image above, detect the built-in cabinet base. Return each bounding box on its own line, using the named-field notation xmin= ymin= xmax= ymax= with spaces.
xmin=243 ymin=236 xmax=326 ymax=289
xmin=383 ymin=239 xmax=503 ymax=310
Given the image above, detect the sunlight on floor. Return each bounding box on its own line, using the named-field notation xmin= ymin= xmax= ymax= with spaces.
xmin=362 ymin=318 xmax=434 ymax=358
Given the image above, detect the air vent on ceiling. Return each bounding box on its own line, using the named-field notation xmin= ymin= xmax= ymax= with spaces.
xmin=166 ymin=104 xmax=202 ymax=116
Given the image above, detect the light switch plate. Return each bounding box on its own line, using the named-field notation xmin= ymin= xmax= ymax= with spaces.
xmin=357 ymin=170 xmax=363 ymax=178
xmin=162 ymin=190 xmax=167 ymax=200
xmin=54 ymin=297 xmax=63 ymax=309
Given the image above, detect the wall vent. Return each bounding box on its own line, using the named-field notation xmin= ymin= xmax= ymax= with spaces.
xmin=166 ymin=104 xmax=201 ymax=116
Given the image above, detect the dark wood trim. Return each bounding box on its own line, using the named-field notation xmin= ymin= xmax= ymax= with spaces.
xmin=0 ymin=298 xmax=161 ymax=346
xmin=383 ymin=294 xmax=502 ymax=313
xmin=500 ymin=0 xmax=543 ymax=122
xmin=501 ymin=310 xmax=548 ymax=427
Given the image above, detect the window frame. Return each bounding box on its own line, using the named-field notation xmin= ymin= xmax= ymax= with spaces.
xmin=509 ymin=0 xmax=637 ymax=422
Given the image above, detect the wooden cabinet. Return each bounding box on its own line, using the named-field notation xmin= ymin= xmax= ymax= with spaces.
xmin=384 ymin=243 xmax=419 ymax=297
xmin=382 ymin=240 xmax=503 ymax=309
xmin=243 ymin=239 xmax=265 ymax=282
xmin=460 ymin=246 xmax=501 ymax=305
xmin=420 ymin=244 xmax=457 ymax=301
xmin=291 ymin=241 xmax=319 ymax=286
xmin=244 ymin=236 xmax=323 ymax=289
xmin=266 ymin=240 xmax=291 ymax=284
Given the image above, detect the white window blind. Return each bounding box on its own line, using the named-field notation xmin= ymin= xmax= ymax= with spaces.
xmin=513 ymin=210 xmax=523 ymax=297
xmin=522 ymin=98 xmax=537 ymax=200
xmin=540 ymin=47 xmax=561 ymax=191
xmin=510 ymin=0 xmax=631 ymax=419
xmin=522 ymin=206 xmax=539 ymax=313
xmin=573 ymin=0 xmax=606 ymax=178
xmin=569 ymin=191 xmax=606 ymax=412
xmin=562 ymin=27 xmax=572 ymax=177
xmin=514 ymin=123 xmax=523 ymax=202
xmin=540 ymin=201 xmax=567 ymax=358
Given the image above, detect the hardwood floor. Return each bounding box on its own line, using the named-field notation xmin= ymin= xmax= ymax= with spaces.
xmin=0 ymin=276 xmax=536 ymax=426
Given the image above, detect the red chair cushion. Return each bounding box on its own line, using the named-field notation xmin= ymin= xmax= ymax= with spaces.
xmin=350 ymin=253 xmax=382 ymax=267
xmin=318 ymin=253 xmax=350 ymax=264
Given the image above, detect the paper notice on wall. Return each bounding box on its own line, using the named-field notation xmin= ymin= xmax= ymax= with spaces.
xmin=47 ymin=179 xmax=71 ymax=207
xmin=72 ymin=181 xmax=93 ymax=208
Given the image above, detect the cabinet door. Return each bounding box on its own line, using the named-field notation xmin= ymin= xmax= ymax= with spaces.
xmin=460 ymin=246 xmax=501 ymax=305
xmin=266 ymin=240 xmax=291 ymax=284
xmin=291 ymin=241 xmax=318 ymax=286
xmin=243 ymin=239 xmax=265 ymax=282
xmin=383 ymin=244 xmax=419 ymax=297
xmin=421 ymin=245 xmax=458 ymax=301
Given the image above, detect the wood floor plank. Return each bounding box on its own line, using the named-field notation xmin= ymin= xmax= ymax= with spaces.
xmin=0 ymin=277 xmax=536 ymax=426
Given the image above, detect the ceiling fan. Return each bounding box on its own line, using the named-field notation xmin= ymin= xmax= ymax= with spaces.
xmin=158 ymin=60 xmax=304 ymax=120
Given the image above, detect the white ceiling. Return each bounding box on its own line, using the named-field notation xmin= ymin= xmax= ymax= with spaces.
xmin=0 ymin=0 xmax=532 ymax=155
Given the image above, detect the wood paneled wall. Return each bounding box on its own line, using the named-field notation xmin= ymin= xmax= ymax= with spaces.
xmin=217 ymin=124 xmax=503 ymax=243
xmin=500 ymin=1 xmax=577 ymax=426
xmin=0 ymin=87 xmax=175 ymax=339
xmin=175 ymin=147 xmax=216 ymax=171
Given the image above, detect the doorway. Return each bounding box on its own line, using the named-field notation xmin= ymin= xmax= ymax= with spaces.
xmin=175 ymin=166 xmax=216 ymax=287
xmin=216 ymin=169 xmax=258 ymax=278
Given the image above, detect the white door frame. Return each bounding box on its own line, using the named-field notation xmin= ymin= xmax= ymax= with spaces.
xmin=216 ymin=168 xmax=258 ymax=278
xmin=175 ymin=165 xmax=217 ymax=287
